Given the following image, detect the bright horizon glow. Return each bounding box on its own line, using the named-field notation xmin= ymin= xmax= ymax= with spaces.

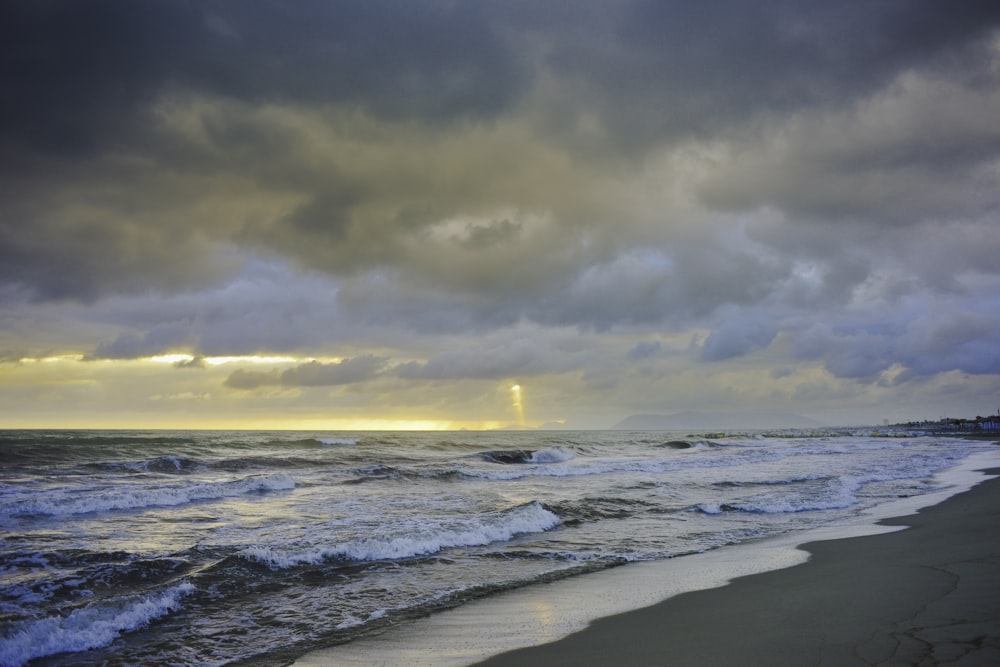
xmin=0 ymin=354 xmax=541 ymax=431
xmin=149 ymin=354 xmax=306 ymax=365
xmin=0 ymin=415 xmax=511 ymax=431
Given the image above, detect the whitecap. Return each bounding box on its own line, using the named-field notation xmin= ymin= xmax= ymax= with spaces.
xmin=2 ymin=473 xmax=295 ymax=517
xmin=0 ymin=582 xmax=195 ymax=667
xmin=528 ymin=447 xmax=575 ymax=464
xmin=238 ymin=501 xmax=562 ymax=569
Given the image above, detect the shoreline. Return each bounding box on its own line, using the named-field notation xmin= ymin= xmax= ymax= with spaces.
xmin=476 ymin=467 xmax=1000 ymax=666
xmin=291 ymin=449 xmax=1000 ymax=667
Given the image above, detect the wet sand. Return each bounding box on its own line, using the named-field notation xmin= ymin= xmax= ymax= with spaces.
xmin=475 ymin=468 xmax=1000 ymax=666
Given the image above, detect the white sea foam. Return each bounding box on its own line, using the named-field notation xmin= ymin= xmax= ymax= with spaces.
xmin=316 ymin=438 xmax=359 ymax=446
xmin=467 ymin=450 xmax=782 ymax=481
xmin=0 ymin=582 xmax=195 ymax=667
xmin=239 ymin=501 xmax=561 ymax=569
xmin=335 ymin=608 xmax=388 ymax=630
xmin=1 ymin=473 xmax=295 ymax=517
xmin=528 ymin=447 xmax=575 ymax=463
xmin=712 ymin=491 xmax=857 ymax=514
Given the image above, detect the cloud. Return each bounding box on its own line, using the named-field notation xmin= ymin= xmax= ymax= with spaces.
xmin=281 ymin=356 xmax=388 ymax=386
xmin=224 ymin=355 xmax=388 ymax=390
xmin=3 ymin=1 xmax=997 ymax=305
xmin=92 ymin=322 xmax=197 ymax=360
xmin=700 ymin=316 xmax=779 ymax=362
xmin=2 ymin=1 xmax=1000 ymax=425
xmin=699 ymin=70 xmax=1000 ymax=225
xmin=174 ymin=356 xmax=206 ymax=369
xmin=222 ymin=368 xmax=281 ymax=391
xmin=790 ymin=292 xmax=1000 ymax=382
xmin=395 ymin=332 xmax=588 ymax=381
xmin=627 ymin=341 xmax=661 ymax=361
xmin=0 ymin=1 xmax=527 ymax=158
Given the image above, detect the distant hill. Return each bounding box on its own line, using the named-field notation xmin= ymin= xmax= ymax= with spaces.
xmin=612 ymin=411 xmax=819 ymax=430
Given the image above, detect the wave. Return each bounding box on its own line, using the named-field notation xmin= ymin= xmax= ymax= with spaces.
xmin=480 ymin=447 xmax=575 ymax=465
xmin=270 ymin=436 xmax=360 ymax=448
xmin=480 ymin=449 xmax=535 ymax=464
xmin=2 ymin=473 xmax=295 ymax=517
xmin=237 ymin=501 xmax=562 ymax=569
xmin=91 ymin=455 xmax=202 ymax=475
xmin=694 ymin=493 xmax=856 ymax=515
xmin=528 ymin=447 xmax=575 ymax=463
xmin=544 ymin=496 xmax=661 ymax=525
xmin=652 ymin=440 xmax=713 ymax=451
xmin=341 ymin=465 xmax=462 ymax=485
xmin=694 ymin=476 xmax=863 ymax=515
xmin=0 ymin=582 xmax=195 ymax=667
xmin=315 ymin=437 xmax=359 ymax=446
xmin=466 ymin=449 xmax=783 ymax=481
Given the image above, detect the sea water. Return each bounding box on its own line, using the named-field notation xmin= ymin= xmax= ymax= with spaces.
xmin=0 ymin=429 xmax=994 ymax=666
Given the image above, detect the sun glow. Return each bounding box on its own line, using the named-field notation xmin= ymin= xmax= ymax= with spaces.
xmin=2 ymin=353 xmax=526 ymax=431
xmin=148 ymin=354 xmax=303 ymax=365
xmin=510 ymin=383 xmax=526 ymax=427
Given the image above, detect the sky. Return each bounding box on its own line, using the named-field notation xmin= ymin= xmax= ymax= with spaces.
xmin=2 ymin=0 xmax=999 ymax=430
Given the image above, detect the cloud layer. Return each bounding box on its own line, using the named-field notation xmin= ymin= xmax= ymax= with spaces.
xmin=2 ymin=1 xmax=999 ymax=427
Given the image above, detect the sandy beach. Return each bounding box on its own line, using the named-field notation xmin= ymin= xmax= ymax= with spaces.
xmin=475 ymin=467 xmax=1000 ymax=667
xmin=288 ymin=453 xmax=1000 ymax=667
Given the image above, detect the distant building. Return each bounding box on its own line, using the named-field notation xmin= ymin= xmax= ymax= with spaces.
xmin=975 ymin=418 xmax=999 ymax=432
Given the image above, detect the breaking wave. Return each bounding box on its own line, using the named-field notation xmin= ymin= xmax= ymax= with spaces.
xmin=2 ymin=474 xmax=295 ymax=517
xmin=238 ymin=501 xmax=562 ymax=569
xmin=480 ymin=447 xmax=575 ymax=464
xmin=0 ymin=582 xmax=195 ymax=667
xmin=315 ymin=437 xmax=359 ymax=446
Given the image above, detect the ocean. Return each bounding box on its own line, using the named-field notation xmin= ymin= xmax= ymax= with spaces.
xmin=1 ymin=428 xmax=995 ymax=666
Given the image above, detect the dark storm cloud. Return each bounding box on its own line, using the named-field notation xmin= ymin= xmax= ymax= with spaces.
xmin=0 ymin=0 xmax=533 ymax=302
xmin=2 ymin=0 xmax=1000 ymax=404
xmin=4 ymin=0 xmax=997 ymax=159
xmin=3 ymin=0 xmax=999 ymax=302
xmin=0 ymin=0 xmax=525 ymax=159
xmin=528 ymin=0 xmax=1000 ymax=150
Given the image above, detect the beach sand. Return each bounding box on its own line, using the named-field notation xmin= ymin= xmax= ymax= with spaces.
xmin=475 ymin=468 xmax=1000 ymax=667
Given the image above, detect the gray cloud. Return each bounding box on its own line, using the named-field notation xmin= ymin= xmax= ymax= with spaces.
xmin=627 ymin=341 xmax=661 ymax=361
xmin=789 ymin=293 xmax=1000 ymax=382
xmin=700 ymin=316 xmax=779 ymax=362
xmin=224 ymin=368 xmax=281 ymax=391
xmin=395 ymin=335 xmax=586 ymax=381
xmin=2 ymin=1 xmax=1000 ymax=424
xmin=282 ymin=356 xmax=389 ymax=386
xmin=224 ymin=355 xmax=388 ymax=390
xmin=0 ymin=1 xmax=526 ymax=159
xmin=174 ymin=356 xmax=206 ymax=369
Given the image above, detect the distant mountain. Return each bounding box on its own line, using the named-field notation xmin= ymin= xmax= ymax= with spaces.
xmin=612 ymin=411 xmax=819 ymax=430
